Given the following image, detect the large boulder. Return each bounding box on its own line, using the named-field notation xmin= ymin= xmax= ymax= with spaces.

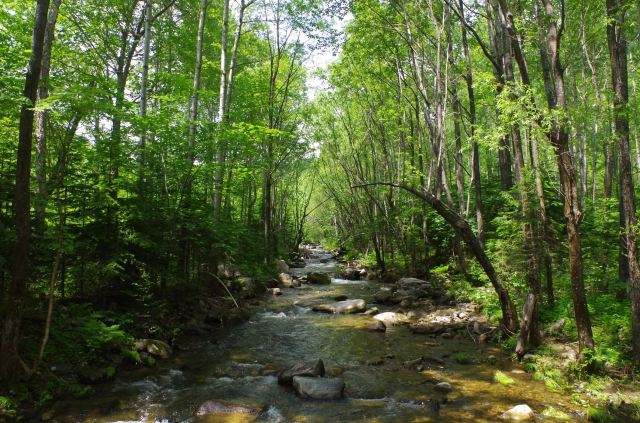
xmin=373 ymin=288 xmax=400 ymax=305
xmin=500 ymin=404 xmax=535 ymax=421
xmin=306 ymin=272 xmax=331 ymax=285
xmin=235 ymin=276 xmax=264 ymax=299
xmin=292 ymin=376 xmax=345 ymax=400
xmin=312 ymin=299 xmax=366 ymax=314
xmin=196 ymin=400 xmax=262 ymax=420
xmin=374 ymin=312 xmax=408 ymax=326
xmin=341 ymin=267 xmax=361 ymax=280
xmin=134 ymin=339 xmax=172 ymax=359
xmin=278 ymin=359 xmax=325 ymax=386
xmin=275 ymin=259 xmax=290 ymax=274
xmin=279 ymin=272 xmax=299 ymax=288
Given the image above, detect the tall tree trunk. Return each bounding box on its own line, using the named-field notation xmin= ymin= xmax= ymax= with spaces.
xmin=530 ymin=135 xmax=554 ymax=305
xmin=535 ymin=0 xmax=594 ymax=351
xmin=458 ymin=0 xmax=485 ymax=245
xmin=179 ymin=0 xmax=208 ymax=276
xmin=494 ymin=1 xmax=542 ymax=354
xmin=34 ymin=0 xmax=62 ymax=237
xmin=0 ymin=0 xmax=51 ymax=380
xmin=212 ymin=0 xmax=231 ymax=218
xmin=488 ymin=0 xmax=513 ymax=191
xmin=606 ymin=0 xmax=640 ymax=362
xmin=138 ymin=0 xmax=152 ymax=196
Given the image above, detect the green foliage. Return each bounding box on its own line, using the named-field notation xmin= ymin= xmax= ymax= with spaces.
xmin=0 ymin=396 xmax=17 ymax=419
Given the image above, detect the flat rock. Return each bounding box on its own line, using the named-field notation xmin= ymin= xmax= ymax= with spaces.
xmin=312 ymin=299 xmax=366 ymax=314
xmin=292 ymin=376 xmax=345 ymax=400
xmin=197 ymin=400 xmax=261 ymax=420
xmin=373 ymin=312 xmax=407 ymax=326
xmin=500 ymin=404 xmax=535 ymax=421
xmin=278 ymin=359 xmax=325 ymax=386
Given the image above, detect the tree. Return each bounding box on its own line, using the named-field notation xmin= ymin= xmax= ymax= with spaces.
xmin=606 ymin=0 xmax=640 ymax=362
xmin=1 ymin=0 xmax=51 ymax=380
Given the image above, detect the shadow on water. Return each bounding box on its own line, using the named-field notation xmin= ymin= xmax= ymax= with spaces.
xmin=55 ymin=247 xmax=586 ymax=422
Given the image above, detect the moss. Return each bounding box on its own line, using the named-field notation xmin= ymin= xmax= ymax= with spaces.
xmin=493 ymin=370 xmax=515 ymax=386
xmin=453 ymin=351 xmax=472 ymax=364
xmin=541 ymin=406 xmax=572 ymax=421
xmin=587 ymin=407 xmax=616 ymax=423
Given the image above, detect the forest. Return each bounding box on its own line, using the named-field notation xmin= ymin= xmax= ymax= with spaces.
xmin=2 ymin=0 xmax=640 ymax=421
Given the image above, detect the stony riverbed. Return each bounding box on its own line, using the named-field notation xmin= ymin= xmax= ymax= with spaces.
xmin=54 ymin=246 xmax=586 ymax=422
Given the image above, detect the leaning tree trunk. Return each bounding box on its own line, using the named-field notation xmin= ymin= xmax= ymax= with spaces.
xmin=355 ymin=182 xmax=518 ymax=334
xmin=1 ymin=0 xmax=51 ymax=380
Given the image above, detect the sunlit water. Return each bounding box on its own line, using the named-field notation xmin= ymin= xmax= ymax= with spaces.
xmin=56 ymin=247 xmax=585 ymax=422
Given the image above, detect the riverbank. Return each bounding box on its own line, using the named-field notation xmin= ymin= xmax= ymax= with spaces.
xmin=337 ymin=252 xmax=640 ymax=422
xmin=40 ymin=245 xmax=606 ymax=422
xmin=0 ymin=264 xmax=278 ymax=421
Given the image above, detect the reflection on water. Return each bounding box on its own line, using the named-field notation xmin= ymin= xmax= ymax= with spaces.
xmin=56 ymin=246 xmax=585 ymax=422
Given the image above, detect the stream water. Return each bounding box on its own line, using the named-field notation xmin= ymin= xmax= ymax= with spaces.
xmin=57 ymin=246 xmax=585 ymax=422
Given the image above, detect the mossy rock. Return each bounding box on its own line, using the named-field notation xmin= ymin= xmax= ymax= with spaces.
xmin=541 ymin=406 xmax=572 ymax=421
xmin=493 ymin=370 xmax=516 ymax=386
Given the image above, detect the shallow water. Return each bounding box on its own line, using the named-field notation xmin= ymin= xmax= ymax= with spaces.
xmin=57 ymin=247 xmax=586 ymax=422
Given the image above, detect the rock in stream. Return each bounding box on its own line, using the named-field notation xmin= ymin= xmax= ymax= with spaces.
xmin=312 ymin=299 xmax=366 ymax=314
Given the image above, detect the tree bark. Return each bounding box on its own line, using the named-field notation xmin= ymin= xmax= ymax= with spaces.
xmin=535 ymin=0 xmax=594 ymax=351
xmin=34 ymin=0 xmax=62 ymax=237
xmin=179 ymin=0 xmax=208 ymax=276
xmin=606 ymin=0 xmax=640 ymax=362
xmin=1 ymin=0 xmax=51 ymax=380
xmin=458 ymin=0 xmax=485 ymax=245
xmin=138 ymin=0 xmax=152 ymax=196
xmin=212 ymin=0 xmax=231 ymax=218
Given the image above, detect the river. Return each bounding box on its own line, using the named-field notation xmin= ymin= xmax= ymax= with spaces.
xmin=56 ymin=246 xmax=584 ymax=422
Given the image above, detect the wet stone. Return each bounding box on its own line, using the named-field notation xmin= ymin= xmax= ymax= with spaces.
xmin=197 ymin=400 xmax=262 ymax=420
xmin=312 ymin=299 xmax=366 ymax=314
xmin=278 ymin=359 xmax=325 ymax=386
xmin=292 ymin=376 xmax=345 ymax=400
xmin=500 ymin=404 xmax=535 ymax=421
